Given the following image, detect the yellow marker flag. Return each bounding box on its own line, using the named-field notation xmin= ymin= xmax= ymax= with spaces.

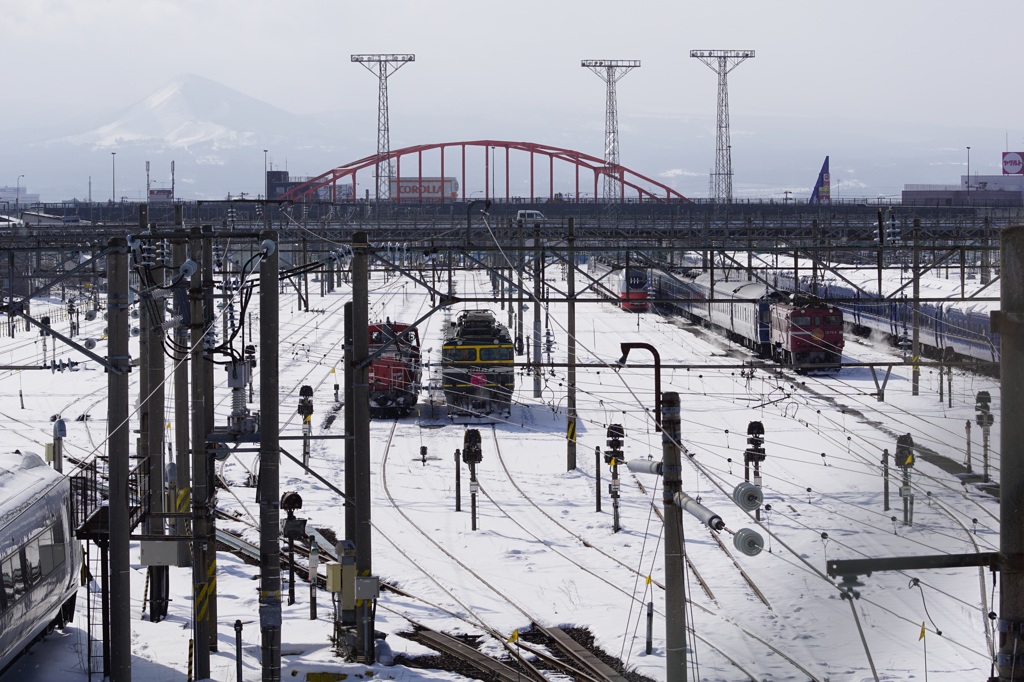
xmin=507 ymin=629 xmax=519 ymax=644
xmin=905 ymin=454 xmax=914 ymax=467
xmin=918 ymin=622 xmax=926 ymax=641
xmin=331 ymin=367 xmax=336 ymax=374
xmin=645 ymin=575 xmax=652 ymax=586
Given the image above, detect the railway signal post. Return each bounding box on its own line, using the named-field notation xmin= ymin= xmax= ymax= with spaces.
xmin=605 ymin=425 xmax=624 ymax=533
xmin=965 ymin=421 xmax=973 ymax=475
xmin=895 ymin=434 xmax=916 ymax=527
xmin=744 ymin=421 xmax=766 ymax=522
xmin=977 ymin=391 xmax=994 ymax=482
xmin=454 ymin=448 xmax=462 ymax=512
xmin=298 ymin=385 xmax=314 ymax=468
xmin=463 ymin=431 xmax=483 ymax=531
xmin=281 ymin=492 xmax=306 ymax=607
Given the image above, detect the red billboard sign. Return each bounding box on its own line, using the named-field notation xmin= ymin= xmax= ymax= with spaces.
xmin=1002 ymin=152 xmax=1024 ymax=175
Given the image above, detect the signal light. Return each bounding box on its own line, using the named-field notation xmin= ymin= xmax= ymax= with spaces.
xmin=895 ymin=433 xmax=915 ymax=469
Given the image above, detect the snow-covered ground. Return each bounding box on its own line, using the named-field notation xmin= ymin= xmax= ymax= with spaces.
xmin=0 ymin=256 xmax=1001 ymax=681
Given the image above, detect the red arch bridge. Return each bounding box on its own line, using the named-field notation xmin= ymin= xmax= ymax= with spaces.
xmin=276 ymin=140 xmax=691 ymax=204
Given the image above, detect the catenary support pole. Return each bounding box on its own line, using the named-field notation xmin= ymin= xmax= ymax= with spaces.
xmin=172 ymin=237 xmax=192 ymax=568
xmin=201 ymin=227 xmax=218 ymax=649
xmin=142 ymin=220 xmax=169 ymax=621
xmin=344 ymin=302 xmax=355 ymax=542
xmin=567 ymin=217 xmax=577 ymax=470
xmin=912 ymin=219 xmax=921 ymax=396
xmin=661 ymin=392 xmax=687 ymax=682
xmin=189 ymin=228 xmax=211 ymax=681
xmin=107 ymin=237 xmax=132 ymax=682
xmin=259 ymin=231 xmax=282 ymax=682
xmin=997 ymin=224 xmax=1024 ymax=680
xmin=189 ymin=225 xmax=210 ymax=675
xmin=533 ymin=223 xmax=542 ymax=398
xmin=351 ymin=232 xmax=375 ymax=663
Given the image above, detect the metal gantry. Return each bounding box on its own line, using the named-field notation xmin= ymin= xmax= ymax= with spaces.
xmin=581 ymin=59 xmax=640 ymax=202
xmin=689 ymin=50 xmax=754 ymax=204
xmin=351 ymin=54 xmax=415 ymax=202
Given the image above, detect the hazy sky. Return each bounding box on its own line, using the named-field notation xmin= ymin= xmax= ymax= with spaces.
xmin=3 ymin=1 xmax=1023 ymax=199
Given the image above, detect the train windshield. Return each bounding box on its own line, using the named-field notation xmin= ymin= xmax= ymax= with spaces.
xmin=443 ymin=347 xmax=477 ymax=362
xmin=792 ymin=315 xmax=813 ymax=326
xmin=825 ymin=315 xmax=842 ymax=326
xmin=480 ymin=347 xmax=513 ymax=361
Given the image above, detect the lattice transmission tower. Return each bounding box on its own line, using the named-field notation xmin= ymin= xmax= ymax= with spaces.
xmin=690 ymin=50 xmax=754 ymax=203
xmin=352 ymin=53 xmax=415 ymax=201
xmin=582 ymin=59 xmax=640 ymax=201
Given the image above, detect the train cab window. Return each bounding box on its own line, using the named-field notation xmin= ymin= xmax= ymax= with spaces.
xmin=792 ymin=315 xmax=812 ymax=326
xmin=444 ymin=348 xmax=477 ymax=362
xmin=825 ymin=315 xmax=842 ymax=326
xmin=480 ymin=347 xmax=513 ymax=361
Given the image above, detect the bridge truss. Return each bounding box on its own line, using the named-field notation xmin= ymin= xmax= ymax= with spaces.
xmin=277 ymin=140 xmax=691 ymax=204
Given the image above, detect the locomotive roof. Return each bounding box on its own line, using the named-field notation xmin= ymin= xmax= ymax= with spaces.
xmin=445 ymin=309 xmax=512 ymax=342
xmin=0 ymin=451 xmax=62 ymax=530
xmin=368 ymin=321 xmax=416 ymax=332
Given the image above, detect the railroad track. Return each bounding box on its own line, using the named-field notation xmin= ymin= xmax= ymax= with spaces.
xmin=374 ymin=419 xmax=658 ymax=681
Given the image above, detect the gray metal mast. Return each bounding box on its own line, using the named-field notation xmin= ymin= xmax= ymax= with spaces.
xmin=690 ymin=50 xmax=754 ymax=203
xmin=351 ymin=54 xmax=415 ymax=202
xmin=581 ymin=59 xmax=640 ymax=201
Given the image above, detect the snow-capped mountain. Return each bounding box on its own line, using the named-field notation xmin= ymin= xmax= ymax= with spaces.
xmin=60 ymin=74 xmax=331 ymax=150
xmin=15 ymin=74 xmax=367 ymax=201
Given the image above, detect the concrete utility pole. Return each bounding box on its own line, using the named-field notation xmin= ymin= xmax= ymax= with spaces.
xmin=351 ymin=54 xmax=415 ymax=201
xmin=200 ymin=226 xmax=219 ymax=651
xmin=660 ymin=393 xmax=687 ymax=681
xmin=259 ymin=231 xmax=282 ymax=681
xmin=351 ymin=232 xmax=375 ymax=662
xmin=172 ymin=235 xmax=192 ymax=568
xmin=581 ymin=59 xmax=640 ymax=201
xmin=690 ymin=50 xmax=754 ymax=203
xmin=139 ymin=208 xmax=169 ymax=621
xmin=189 ymin=228 xmax=212 ymax=680
xmin=106 ymin=236 xmax=132 ymax=681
